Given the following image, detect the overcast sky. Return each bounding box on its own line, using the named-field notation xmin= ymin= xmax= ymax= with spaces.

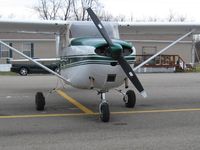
xmin=101 ymin=0 xmax=200 ymax=21
xmin=0 ymin=0 xmax=199 ymax=21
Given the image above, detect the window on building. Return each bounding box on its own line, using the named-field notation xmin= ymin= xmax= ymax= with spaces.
xmin=22 ymin=42 xmax=34 ymax=57
xmin=23 ymin=50 xmax=31 ymax=57
xmin=142 ymin=46 xmax=157 ymax=55
xmin=142 ymin=46 xmax=157 ymax=64
xmin=0 ymin=43 xmax=11 ymax=58
xmin=1 ymin=51 xmax=9 ymax=57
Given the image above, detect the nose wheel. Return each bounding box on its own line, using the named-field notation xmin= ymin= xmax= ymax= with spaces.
xmin=99 ymin=92 xmax=110 ymax=122
xmin=99 ymin=102 xmax=110 ymax=122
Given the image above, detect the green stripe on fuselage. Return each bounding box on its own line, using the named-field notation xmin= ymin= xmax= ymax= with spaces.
xmin=60 ymin=55 xmax=135 ymax=69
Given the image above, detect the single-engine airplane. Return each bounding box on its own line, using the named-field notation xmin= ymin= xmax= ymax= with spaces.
xmin=1 ymin=4 xmax=200 ymax=122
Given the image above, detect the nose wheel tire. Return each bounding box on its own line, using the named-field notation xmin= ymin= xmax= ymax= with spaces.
xmin=124 ymin=90 xmax=136 ymax=108
xmin=35 ymin=92 xmax=45 ymax=111
xmin=99 ymin=102 xmax=110 ymax=122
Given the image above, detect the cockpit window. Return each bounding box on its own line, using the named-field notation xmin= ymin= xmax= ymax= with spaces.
xmin=69 ymin=21 xmax=119 ymax=39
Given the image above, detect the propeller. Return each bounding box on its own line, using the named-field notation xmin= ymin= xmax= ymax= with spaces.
xmin=85 ymin=6 xmax=147 ymax=98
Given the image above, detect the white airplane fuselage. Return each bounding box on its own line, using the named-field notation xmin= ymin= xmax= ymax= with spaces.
xmin=60 ymin=43 xmax=136 ymax=91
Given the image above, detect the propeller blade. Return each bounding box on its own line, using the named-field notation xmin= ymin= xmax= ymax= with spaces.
xmin=118 ymin=56 xmax=147 ymax=98
xmin=85 ymin=7 xmax=113 ymax=46
xmin=85 ymin=5 xmax=147 ymax=98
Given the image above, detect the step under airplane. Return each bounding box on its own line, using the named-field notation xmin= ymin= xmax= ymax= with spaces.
xmin=0 ymin=5 xmax=200 ymax=122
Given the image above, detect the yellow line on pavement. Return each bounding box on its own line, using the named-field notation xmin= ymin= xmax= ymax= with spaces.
xmin=1 ymin=108 xmax=200 ymax=119
xmin=111 ymin=108 xmax=200 ymax=115
xmin=0 ymin=113 xmax=89 ymax=119
xmin=56 ymin=89 xmax=95 ymax=114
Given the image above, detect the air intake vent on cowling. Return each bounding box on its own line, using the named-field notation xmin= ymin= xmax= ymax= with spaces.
xmin=107 ymin=74 xmax=116 ymax=82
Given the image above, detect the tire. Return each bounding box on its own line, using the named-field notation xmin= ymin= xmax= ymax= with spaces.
xmin=35 ymin=92 xmax=45 ymax=111
xmin=19 ymin=67 xmax=28 ymax=76
xmin=100 ymin=102 xmax=110 ymax=122
xmin=54 ymin=67 xmax=60 ymax=74
xmin=125 ymin=90 xmax=136 ymax=108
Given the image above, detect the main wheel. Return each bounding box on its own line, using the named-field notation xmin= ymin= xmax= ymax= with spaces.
xmin=19 ymin=67 xmax=28 ymax=76
xmin=124 ymin=90 xmax=136 ymax=108
xmin=100 ymin=102 xmax=110 ymax=122
xmin=35 ymin=92 xmax=45 ymax=111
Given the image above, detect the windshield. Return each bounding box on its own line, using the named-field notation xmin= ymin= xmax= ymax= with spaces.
xmin=69 ymin=21 xmax=119 ymax=39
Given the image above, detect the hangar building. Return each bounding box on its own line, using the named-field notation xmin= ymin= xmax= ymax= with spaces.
xmin=0 ymin=22 xmax=199 ymax=71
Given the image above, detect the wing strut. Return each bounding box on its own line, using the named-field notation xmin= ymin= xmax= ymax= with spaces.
xmin=133 ymin=30 xmax=195 ymax=71
xmin=0 ymin=40 xmax=71 ymax=85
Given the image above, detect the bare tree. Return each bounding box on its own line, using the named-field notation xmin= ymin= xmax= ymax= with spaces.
xmin=72 ymin=0 xmax=102 ymax=21
xmin=99 ymin=11 xmax=114 ymax=21
xmin=176 ymin=15 xmax=187 ymax=22
xmin=132 ymin=11 xmax=188 ymax=22
xmin=34 ymin=1 xmax=189 ymax=22
xmin=167 ymin=10 xmax=188 ymax=22
xmin=34 ymin=0 xmax=103 ymax=21
xmin=146 ymin=16 xmax=159 ymax=22
xmin=34 ymin=0 xmax=63 ymax=20
xmin=113 ymin=15 xmax=126 ymax=22
xmin=167 ymin=10 xmax=175 ymax=22
xmin=60 ymin=0 xmax=73 ymax=20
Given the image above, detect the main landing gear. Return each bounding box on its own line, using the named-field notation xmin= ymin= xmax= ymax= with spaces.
xmin=123 ymin=90 xmax=136 ymax=108
xmin=117 ymin=89 xmax=136 ymax=108
xmin=35 ymin=92 xmax=46 ymax=111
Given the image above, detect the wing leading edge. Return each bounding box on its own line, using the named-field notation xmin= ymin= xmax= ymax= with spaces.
xmin=0 ymin=20 xmax=200 ymax=34
xmin=0 ymin=19 xmax=69 ymax=33
xmin=119 ymin=22 xmax=200 ymax=35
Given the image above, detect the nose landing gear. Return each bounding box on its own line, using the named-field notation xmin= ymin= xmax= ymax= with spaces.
xmin=98 ymin=89 xmax=136 ymax=122
xmin=99 ymin=92 xmax=110 ymax=122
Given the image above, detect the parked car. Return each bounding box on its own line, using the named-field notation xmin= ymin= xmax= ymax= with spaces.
xmin=10 ymin=58 xmax=60 ymax=76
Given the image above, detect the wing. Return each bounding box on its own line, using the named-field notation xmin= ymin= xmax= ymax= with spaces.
xmin=119 ymin=22 xmax=200 ymax=35
xmin=0 ymin=19 xmax=69 ymax=33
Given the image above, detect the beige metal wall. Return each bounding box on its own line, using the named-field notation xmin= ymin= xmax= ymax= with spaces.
xmin=12 ymin=41 xmax=54 ymax=58
xmin=119 ymin=26 xmax=194 ymax=64
xmin=130 ymin=42 xmax=192 ymax=63
xmin=32 ymin=41 xmax=56 ymax=58
xmin=0 ymin=40 xmax=56 ymax=64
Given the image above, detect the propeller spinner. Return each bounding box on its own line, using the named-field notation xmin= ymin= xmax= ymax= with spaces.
xmin=85 ymin=7 xmax=147 ymax=98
